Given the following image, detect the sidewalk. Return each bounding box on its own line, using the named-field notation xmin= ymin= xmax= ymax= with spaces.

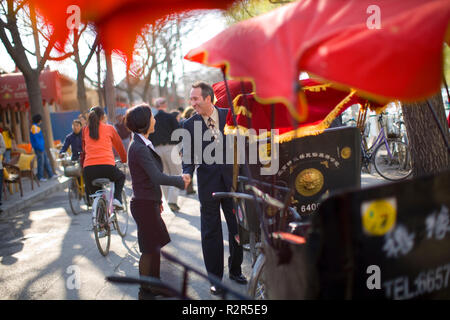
xmin=1 ymin=170 xmax=70 ymax=218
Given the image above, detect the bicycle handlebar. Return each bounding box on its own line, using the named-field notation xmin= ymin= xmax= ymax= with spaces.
xmin=237 ymin=175 xmax=290 ymax=192
xmin=213 ymin=186 xmax=285 ymax=210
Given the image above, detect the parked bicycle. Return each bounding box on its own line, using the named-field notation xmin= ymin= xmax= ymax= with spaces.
xmin=361 ymin=112 xmax=412 ymax=181
xmin=91 ymin=160 xmax=129 ymax=256
xmin=58 ymin=153 xmax=88 ymax=215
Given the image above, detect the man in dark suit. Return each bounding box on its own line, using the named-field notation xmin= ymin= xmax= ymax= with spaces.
xmin=148 ymin=97 xmax=183 ymax=212
xmin=182 ymin=81 xmax=246 ymax=296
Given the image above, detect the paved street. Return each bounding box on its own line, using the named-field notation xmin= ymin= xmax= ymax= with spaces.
xmin=0 ymin=173 xmax=386 ymax=300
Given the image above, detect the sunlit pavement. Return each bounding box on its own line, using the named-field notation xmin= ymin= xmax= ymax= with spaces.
xmin=0 ymin=173 xmax=386 ymax=300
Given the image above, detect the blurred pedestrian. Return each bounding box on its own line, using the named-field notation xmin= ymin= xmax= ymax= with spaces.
xmin=171 ymin=111 xmax=181 ymax=123
xmin=180 ymin=106 xmax=195 ymax=125
xmin=78 ymin=113 xmax=88 ymax=128
xmin=148 ymin=97 xmax=183 ymax=212
xmin=1 ymin=126 xmax=15 ymax=163
xmin=115 ymin=114 xmax=131 ymax=151
xmin=59 ymin=119 xmax=83 ymax=161
xmin=30 ymin=114 xmax=55 ymax=182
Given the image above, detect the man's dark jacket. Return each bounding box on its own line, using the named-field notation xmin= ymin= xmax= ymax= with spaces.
xmin=60 ymin=131 xmax=82 ymax=160
xmin=181 ymin=107 xmax=233 ymax=202
xmin=149 ymin=110 xmax=180 ymax=146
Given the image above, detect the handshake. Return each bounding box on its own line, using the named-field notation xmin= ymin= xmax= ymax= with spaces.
xmin=182 ymin=174 xmax=191 ymax=190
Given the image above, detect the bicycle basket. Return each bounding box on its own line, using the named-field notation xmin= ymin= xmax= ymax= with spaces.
xmin=60 ymin=159 xmax=73 ymax=167
xmin=64 ymin=163 xmax=81 ymax=177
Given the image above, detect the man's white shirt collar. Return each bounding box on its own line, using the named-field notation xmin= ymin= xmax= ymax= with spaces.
xmin=202 ymin=106 xmax=219 ymax=127
xmin=137 ymin=133 xmax=156 ymax=152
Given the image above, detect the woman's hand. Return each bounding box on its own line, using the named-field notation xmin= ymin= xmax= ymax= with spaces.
xmin=160 ymin=204 xmax=164 ymax=213
xmin=182 ymin=174 xmax=191 ymax=190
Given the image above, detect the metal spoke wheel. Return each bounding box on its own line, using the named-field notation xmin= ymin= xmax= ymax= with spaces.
xmin=68 ymin=178 xmax=82 ymax=215
xmin=373 ymin=139 xmax=412 ymax=181
xmin=114 ymin=190 xmax=129 ymax=238
xmin=248 ymin=253 xmax=266 ymax=300
xmin=93 ymin=198 xmax=111 ymax=256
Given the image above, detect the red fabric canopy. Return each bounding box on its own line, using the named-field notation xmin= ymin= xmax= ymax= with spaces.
xmin=0 ymin=71 xmax=62 ymax=109
xmin=213 ymin=79 xmax=385 ymax=143
xmin=187 ymin=0 xmax=450 ymax=121
xmin=29 ymin=0 xmax=237 ymax=59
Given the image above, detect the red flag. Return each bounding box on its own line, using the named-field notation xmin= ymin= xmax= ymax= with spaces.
xmin=29 ymin=0 xmax=237 ymax=59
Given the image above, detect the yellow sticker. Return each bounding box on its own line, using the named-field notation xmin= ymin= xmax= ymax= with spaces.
xmin=361 ymin=198 xmax=397 ymax=236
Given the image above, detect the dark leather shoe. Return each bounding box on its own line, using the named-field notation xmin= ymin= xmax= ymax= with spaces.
xmin=229 ymin=273 xmax=248 ymax=284
xmin=210 ymin=285 xmax=224 ymax=296
xmin=168 ymin=203 xmax=180 ymax=212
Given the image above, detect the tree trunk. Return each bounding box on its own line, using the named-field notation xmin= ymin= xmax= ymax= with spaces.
xmin=77 ymin=69 xmax=89 ymax=114
xmin=125 ymin=73 xmax=134 ymax=105
xmin=96 ymin=46 xmax=104 ymax=107
xmin=104 ymin=52 xmax=116 ymax=123
xmin=401 ymin=92 xmax=450 ymax=177
xmin=24 ymin=71 xmax=55 ymax=169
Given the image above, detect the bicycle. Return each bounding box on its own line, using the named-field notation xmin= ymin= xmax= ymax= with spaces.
xmin=90 ymin=161 xmax=130 ymax=256
xmin=361 ymin=113 xmax=412 ymax=181
xmin=58 ymin=153 xmax=88 ymax=215
xmin=213 ymin=181 xmax=305 ymax=300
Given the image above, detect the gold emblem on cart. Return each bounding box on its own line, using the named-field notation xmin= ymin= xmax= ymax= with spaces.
xmin=341 ymin=147 xmax=351 ymax=159
xmin=295 ymin=168 xmax=324 ymax=197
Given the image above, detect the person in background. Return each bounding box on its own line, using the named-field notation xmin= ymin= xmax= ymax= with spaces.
xmin=78 ymin=113 xmax=88 ymax=128
xmin=82 ymin=106 xmax=127 ymax=209
xmin=171 ymin=111 xmax=181 ymax=123
xmin=0 ymin=133 xmax=6 ymax=213
xmin=125 ymin=104 xmax=190 ymax=299
xmin=180 ymin=106 xmax=195 ymax=126
xmin=148 ymin=97 xmax=183 ymax=212
xmin=1 ymin=126 xmax=14 ymax=163
xmin=30 ymin=114 xmax=55 ymax=182
xmin=59 ymin=119 xmax=83 ymax=161
xmin=114 ymin=114 xmax=131 ymax=151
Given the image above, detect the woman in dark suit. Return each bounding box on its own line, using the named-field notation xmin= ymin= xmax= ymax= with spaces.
xmin=125 ymin=104 xmax=190 ymax=298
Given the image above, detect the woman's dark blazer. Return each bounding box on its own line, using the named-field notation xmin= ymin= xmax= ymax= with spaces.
xmin=128 ymin=133 xmax=184 ymax=201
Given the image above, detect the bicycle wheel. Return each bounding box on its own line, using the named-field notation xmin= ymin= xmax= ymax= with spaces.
xmin=373 ymin=139 xmax=412 ymax=181
xmin=68 ymin=178 xmax=82 ymax=215
xmin=114 ymin=190 xmax=129 ymax=238
xmin=248 ymin=253 xmax=266 ymax=300
xmin=93 ymin=198 xmax=111 ymax=256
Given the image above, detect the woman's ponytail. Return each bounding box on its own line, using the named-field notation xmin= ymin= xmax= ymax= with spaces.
xmin=88 ymin=106 xmax=104 ymax=140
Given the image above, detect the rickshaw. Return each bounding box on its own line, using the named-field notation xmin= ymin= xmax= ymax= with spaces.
xmin=181 ymin=0 xmax=450 ymax=300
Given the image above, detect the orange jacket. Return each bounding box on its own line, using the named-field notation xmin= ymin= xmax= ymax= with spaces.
xmin=82 ymin=122 xmax=127 ymax=167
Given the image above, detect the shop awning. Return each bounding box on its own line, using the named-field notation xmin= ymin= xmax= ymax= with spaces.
xmin=0 ymin=70 xmax=64 ymax=110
